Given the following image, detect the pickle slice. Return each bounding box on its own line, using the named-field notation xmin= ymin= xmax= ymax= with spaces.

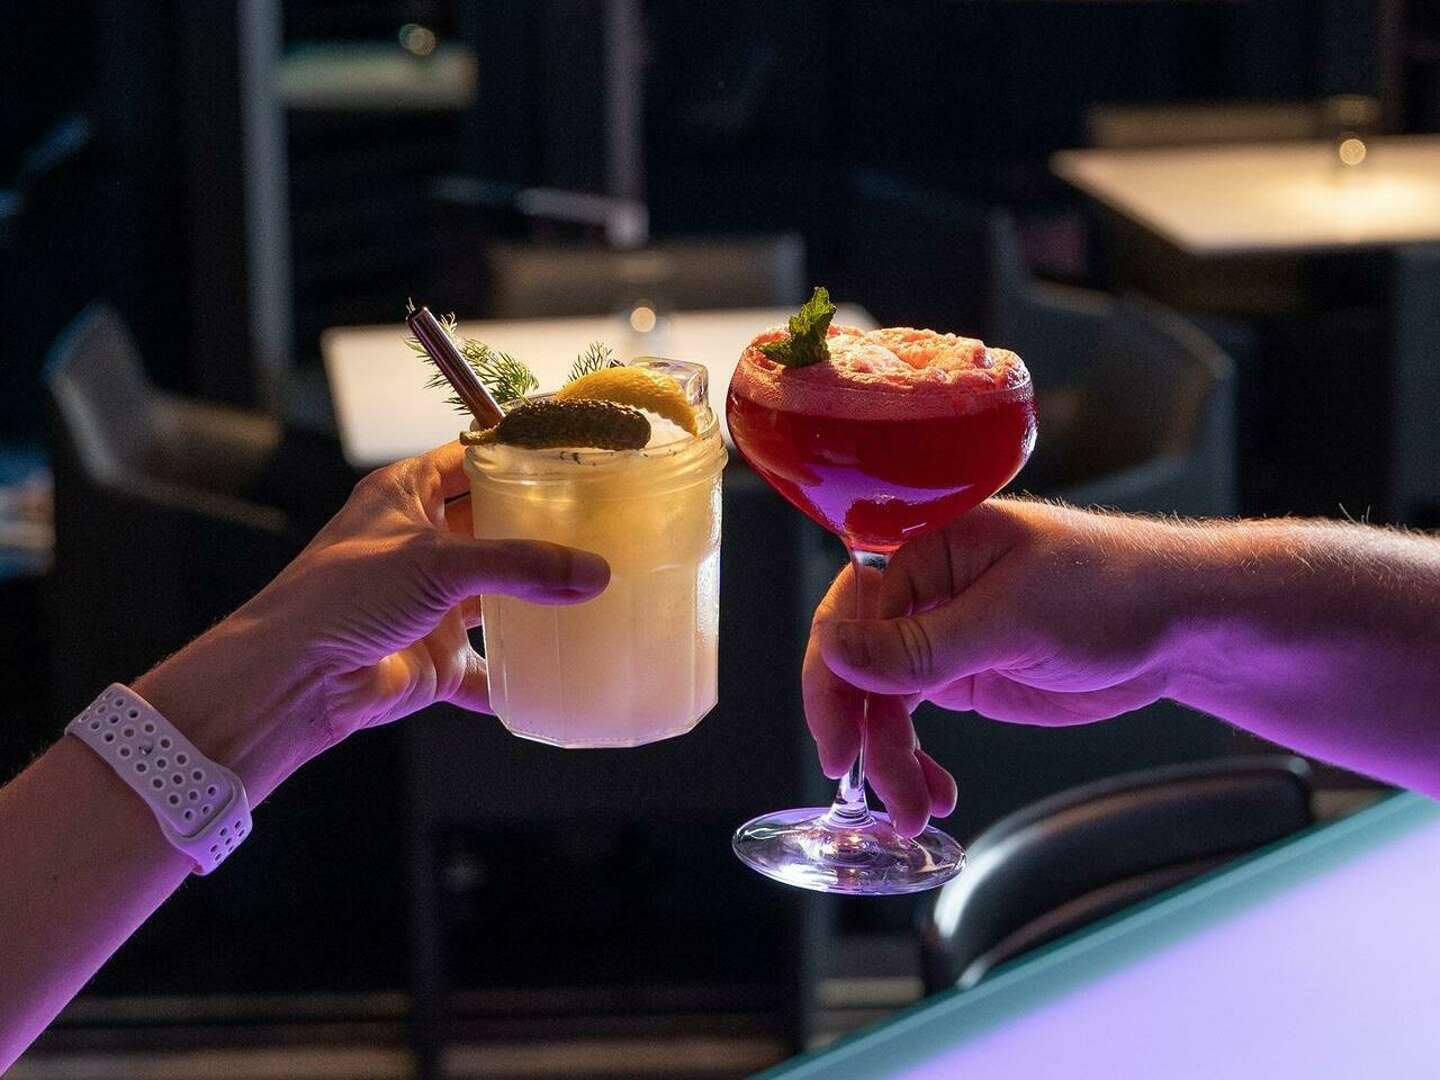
xmin=467 ymin=398 xmax=651 ymax=451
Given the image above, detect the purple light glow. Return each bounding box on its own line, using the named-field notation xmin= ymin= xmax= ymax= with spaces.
xmin=890 ymin=804 xmax=1440 ymax=1079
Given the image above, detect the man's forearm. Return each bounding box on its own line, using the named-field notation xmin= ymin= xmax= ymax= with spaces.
xmin=1164 ymin=519 xmax=1440 ymax=793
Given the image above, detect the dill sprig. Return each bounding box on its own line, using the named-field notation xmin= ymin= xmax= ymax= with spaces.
xmin=568 ymin=341 xmax=621 ymax=383
xmin=404 ymin=308 xmax=539 ymax=409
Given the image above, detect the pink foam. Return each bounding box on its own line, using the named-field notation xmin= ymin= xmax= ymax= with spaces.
xmin=730 ymin=324 xmax=1032 ymax=420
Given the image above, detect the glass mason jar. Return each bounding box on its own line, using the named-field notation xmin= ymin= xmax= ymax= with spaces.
xmin=463 ymin=360 xmax=727 ymax=748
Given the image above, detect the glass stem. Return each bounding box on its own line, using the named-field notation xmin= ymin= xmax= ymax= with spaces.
xmin=825 ymin=547 xmax=888 ymax=827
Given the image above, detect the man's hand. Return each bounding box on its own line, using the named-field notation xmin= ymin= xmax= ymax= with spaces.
xmin=804 ymin=501 xmax=1186 ymax=835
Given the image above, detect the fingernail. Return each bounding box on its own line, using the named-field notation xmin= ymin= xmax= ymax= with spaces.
xmin=836 ymin=622 xmax=871 ymax=669
xmin=570 ymin=553 xmax=610 ymax=591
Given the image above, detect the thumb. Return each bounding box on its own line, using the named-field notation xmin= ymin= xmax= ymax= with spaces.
xmin=817 ymin=599 xmax=1004 ymax=696
xmin=420 ymin=534 xmax=610 ymax=606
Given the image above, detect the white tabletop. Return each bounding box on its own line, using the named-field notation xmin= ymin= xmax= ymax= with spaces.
xmin=1052 ymin=136 xmax=1440 ymax=257
xmin=321 ymin=305 xmax=876 ymax=468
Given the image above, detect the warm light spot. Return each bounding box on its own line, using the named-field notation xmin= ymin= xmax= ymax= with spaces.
xmin=399 ymin=23 xmax=437 ymax=57
xmin=629 ymin=305 xmax=657 ymax=333
xmin=1338 ymin=137 xmax=1368 ymax=167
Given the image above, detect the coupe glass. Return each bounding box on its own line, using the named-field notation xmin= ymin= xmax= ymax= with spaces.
xmin=726 ymin=371 xmax=1037 ymax=894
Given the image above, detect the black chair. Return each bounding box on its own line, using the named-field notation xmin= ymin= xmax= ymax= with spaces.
xmin=841 ymin=168 xmax=997 ymax=338
xmin=991 ymin=213 xmax=1238 ymax=517
xmin=480 ymin=233 xmax=807 ymax=318
xmin=43 ymin=303 xmax=301 ymax=713
xmin=1 ymin=114 xmax=96 ymax=444
xmin=918 ymin=756 xmax=1314 ymax=994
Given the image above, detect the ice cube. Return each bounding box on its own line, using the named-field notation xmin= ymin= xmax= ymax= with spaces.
xmin=630 ymin=358 xmax=708 ymax=407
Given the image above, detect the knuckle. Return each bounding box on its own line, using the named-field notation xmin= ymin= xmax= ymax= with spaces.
xmin=397 ymin=530 xmax=452 ymax=602
xmin=892 ymin=616 xmax=936 ymax=682
xmin=474 ymin=538 xmax=569 ymax=589
xmin=350 ymin=466 xmax=404 ymax=506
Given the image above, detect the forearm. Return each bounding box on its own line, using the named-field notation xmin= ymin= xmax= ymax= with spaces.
xmin=0 ymin=605 xmax=319 ymax=1070
xmin=0 ymin=440 xmax=598 ymax=1068
xmin=0 ymin=738 xmax=190 ymax=1067
xmin=1162 ymin=519 xmax=1440 ymax=793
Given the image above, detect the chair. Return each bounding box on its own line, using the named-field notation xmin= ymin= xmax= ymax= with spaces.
xmin=44 ymin=303 xmax=299 ymax=713
xmin=991 ymin=213 xmax=1238 ymax=517
xmin=480 ymin=233 xmax=807 ymax=318
xmin=918 ymin=756 xmax=1315 ymax=995
xmin=841 ymin=168 xmax=997 ymax=338
xmin=1 ymin=114 xmax=96 ymax=443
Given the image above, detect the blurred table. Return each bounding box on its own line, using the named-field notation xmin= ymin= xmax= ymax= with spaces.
xmin=275 ymin=44 xmax=478 ymax=112
xmin=1052 ymin=137 xmax=1440 ymax=255
xmin=321 ymin=305 xmax=876 ymax=468
xmin=1053 ymin=138 xmax=1440 ymax=523
xmin=761 ymin=791 xmax=1440 ymax=1079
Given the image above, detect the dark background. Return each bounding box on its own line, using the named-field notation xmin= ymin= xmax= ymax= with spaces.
xmin=3 ymin=0 xmax=1437 ymax=1067
xmin=3 ymin=0 xmax=1414 ymax=418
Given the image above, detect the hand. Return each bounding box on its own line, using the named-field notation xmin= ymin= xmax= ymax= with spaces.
xmin=133 ymin=441 xmax=609 ymax=802
xmin=804 ymin=500 xmax=1184 ymax=834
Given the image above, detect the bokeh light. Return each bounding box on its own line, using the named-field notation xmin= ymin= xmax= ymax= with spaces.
xmin=399 ymin=23 xmax=437 ymax=57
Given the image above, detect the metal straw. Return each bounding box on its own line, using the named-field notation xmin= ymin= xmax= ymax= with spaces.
xmin=406 ymin=305 xmax=506 ymax=427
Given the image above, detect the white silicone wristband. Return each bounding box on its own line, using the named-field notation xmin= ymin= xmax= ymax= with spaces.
xmin=66 ymin=683 xmax=252 ymax=875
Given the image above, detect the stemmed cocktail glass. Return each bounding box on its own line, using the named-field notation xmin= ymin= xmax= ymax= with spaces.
xmin=726 ymin=327 xmax=1037 ymax=895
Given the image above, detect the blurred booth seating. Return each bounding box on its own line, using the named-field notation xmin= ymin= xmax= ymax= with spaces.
xmin=918 ymin=756 xmax=1315 ymax=994
xmin=43 ymin=304 xmax=303 ymax=715
xmin=431 ymin=175 xmax=805 ymax=320
xmin=991 ymin=213 xmax=1238 ymax=518
xmin=482 ymin=233 xmax=807 ymax=318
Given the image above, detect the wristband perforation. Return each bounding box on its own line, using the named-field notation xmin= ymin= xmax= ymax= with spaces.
xmin=66 ymin=684 xmax=252 ymax=875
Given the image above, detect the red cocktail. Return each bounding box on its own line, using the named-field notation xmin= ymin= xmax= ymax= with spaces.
xmin=729 ymin=314 xmax=1036 ymax=895
xmin=727 ymin=379 xmax=1036 ymax=554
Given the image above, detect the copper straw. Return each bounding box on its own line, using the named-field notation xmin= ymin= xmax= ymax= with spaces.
xmin=406 ymin=305 xmax=506 ymax=427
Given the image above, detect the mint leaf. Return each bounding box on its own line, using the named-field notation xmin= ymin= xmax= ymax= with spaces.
xmin=758 ymin=286 xmax=836 ymax=368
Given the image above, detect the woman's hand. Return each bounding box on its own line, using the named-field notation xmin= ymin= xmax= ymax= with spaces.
xmin=133 ymin=441 xmax=609 ymax=802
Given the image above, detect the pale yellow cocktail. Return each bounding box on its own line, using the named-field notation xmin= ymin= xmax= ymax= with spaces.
xmin=463 ymin=360 xmax=726 ymax=747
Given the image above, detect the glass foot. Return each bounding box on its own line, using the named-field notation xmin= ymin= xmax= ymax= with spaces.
xmin=732 ymin=807 xmax=965 ymax=895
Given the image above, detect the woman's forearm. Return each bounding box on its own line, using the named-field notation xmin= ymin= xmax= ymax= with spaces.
xmin=0 ymin=611 xmax=312 ymax=1072
xmin=0 ymin=441 xmax=608 ymax=1069
xmin=1166 ymin=519 xmax=1440 ymax=793
xmin=0 ymin=737 xmax=191 ymax=1067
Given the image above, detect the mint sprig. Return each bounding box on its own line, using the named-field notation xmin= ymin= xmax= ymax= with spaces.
xmin=758 ymin=286 xmax=836 ymax=368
